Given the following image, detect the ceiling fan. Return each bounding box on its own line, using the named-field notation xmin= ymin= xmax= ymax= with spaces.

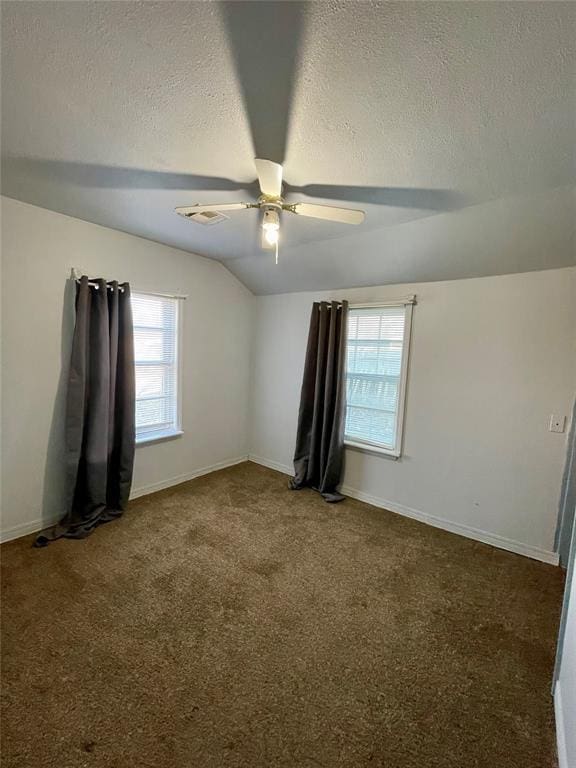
xmin=175 ymin=158 xmax=365 ymax=260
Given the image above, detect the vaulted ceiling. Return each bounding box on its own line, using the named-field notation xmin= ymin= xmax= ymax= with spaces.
xmin=2 ymin=1 xmax=575 ymax=294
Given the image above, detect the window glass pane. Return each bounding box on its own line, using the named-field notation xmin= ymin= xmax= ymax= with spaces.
xmin=345 ymin=306 xmax=407 ymax=451
xmin=346 ymin=376 xmax=398 ymax=411
xmin=136 ymin=397 xmax=171 ymax=428
xmin=347 ymin=342 xmax=402 ymax=376
xmin=132 ymin=295 xmax=167 ymax=328
xmin=135 ymin=365 xmax=174 ymax=400
xmin=134 ymin=327 xmax=166 ymax=362
xmin=132 ymin=293 xmax=179 ymax=441
xmin=345 ymin=406 xmax=396 ymax=447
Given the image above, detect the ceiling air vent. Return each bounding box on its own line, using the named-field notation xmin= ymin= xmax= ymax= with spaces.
xmin=185 ymin=210 xmax=229 ymax=226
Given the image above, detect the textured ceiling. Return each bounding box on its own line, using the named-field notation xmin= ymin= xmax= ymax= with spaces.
xmin=1 ymin=1 xmax=575 ymax=294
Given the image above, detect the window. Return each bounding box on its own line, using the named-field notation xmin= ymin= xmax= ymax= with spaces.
xmin=345 ymin=301 xmax=413 ymax=457
xmin=132 ymin=292 xmax=181 ymax=444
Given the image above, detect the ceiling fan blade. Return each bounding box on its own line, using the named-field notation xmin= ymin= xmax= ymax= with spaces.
xmin=175 ymin=203 xmax=252 ymax=217
xmin=255 ymin=159 xmax=283 ymax=198
xmin=287 ymin=203 xmax=365 ymax=225
xmin=284 ymin=183 xmax=464 ymax=211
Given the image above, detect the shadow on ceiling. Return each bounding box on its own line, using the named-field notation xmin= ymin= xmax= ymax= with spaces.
xmin=1 ymin=2 xmax=467 ymax=214
xmin=1 ymin=156 xmax=467 ymax=212
xmin=220 ymin=0 xmax=307 ymax=166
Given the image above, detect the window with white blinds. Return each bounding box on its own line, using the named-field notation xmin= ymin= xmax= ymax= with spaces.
xmin=132 ymin=292 xmax=181 ymax=444
xmin=345 ymin=303 xmax=412 ymax=456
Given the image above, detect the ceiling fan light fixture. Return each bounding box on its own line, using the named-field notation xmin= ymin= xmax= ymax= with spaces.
xmin=264 ymin=227 xmax=279 ymax=246
xmin=262 ymin=207 xmax=280 ymax=245
xmin=262 ymin=207 xmax=280 ymax=231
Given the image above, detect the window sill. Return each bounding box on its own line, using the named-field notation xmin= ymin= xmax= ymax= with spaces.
xmin=136 ymin=429 xmax=183 ymax=447
xmin=344 ymin=439 xmax=400 ymax=460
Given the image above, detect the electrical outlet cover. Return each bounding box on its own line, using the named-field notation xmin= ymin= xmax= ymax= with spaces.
xmin=549 ymin=415 xmax=566 ymax=433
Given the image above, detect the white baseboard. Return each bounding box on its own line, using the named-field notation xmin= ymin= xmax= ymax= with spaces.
xmin=248 ymin=454 xmax=293 ymax=476
xmin=340 ymin=484 xmax=559 ymax=565
xmin=247 ymin=454 xmax=559 ymax=566
xmin=0 ymin=515 xmax=63 ymax=544
xmin=555 ymin=681 xmax=569 ymax=768
xmin=129 ymin=454 xmax=248 ymax=500
xmin=0 ymin=455 xmax=248 ymax=544
xmin=3 ymin=453 xmax=559 ymax=566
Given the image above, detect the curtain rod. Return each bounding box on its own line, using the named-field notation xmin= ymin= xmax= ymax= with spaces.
xmin=133 ymin=290 xmax=188 ymax=300
xmin=349 ymin=296 xmax=416 ymax=308
xmin=69 ymin=269 xmax=187 ymax=299
xmin=322 ymin=296 xmax=416 ymax=308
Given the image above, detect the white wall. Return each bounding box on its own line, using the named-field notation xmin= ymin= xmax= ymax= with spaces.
xmin=0 ymin=197 xmax=254 ymax=540
xmin=249 ymin=268 xmax=576 ymax=562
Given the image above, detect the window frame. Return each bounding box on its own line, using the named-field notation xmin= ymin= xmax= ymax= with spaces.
xmin=344 ymin=298 xmax=414 ymax=459
xmin=132 ymin=291 xmax=184 ymax=447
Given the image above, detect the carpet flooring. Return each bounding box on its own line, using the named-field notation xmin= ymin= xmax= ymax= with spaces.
xmin=0 ymin=461 xmax=565 ymax=768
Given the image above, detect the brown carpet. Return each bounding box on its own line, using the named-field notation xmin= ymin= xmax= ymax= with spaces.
xmin=0 ymin=462 xmax=565 ymax=768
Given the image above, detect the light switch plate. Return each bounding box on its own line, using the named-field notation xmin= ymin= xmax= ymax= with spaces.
xmin=549 ymin=415 xmax=566 ymax=433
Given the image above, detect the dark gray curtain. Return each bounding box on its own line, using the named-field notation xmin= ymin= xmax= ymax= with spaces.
xmin=36 ymin=276 xmax=135 ymax=545
xmin=289 ymin=300 xmax=348 ymax=502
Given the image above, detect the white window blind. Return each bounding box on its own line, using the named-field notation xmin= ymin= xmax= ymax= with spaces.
xmin=132 ymin=292 xmax=180 ymax=443
xmin=345 ymin=304 xmax=411 ymax=455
